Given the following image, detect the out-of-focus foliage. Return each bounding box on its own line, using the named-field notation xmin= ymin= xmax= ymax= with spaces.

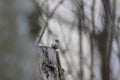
xmin=29 ymin=0 xmax=41 ymax=40
xmin=0 ymin=0 xmax=40 ymax=80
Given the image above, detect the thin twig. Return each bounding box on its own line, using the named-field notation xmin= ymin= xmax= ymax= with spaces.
xmin=90 ymin=0 xmax=96 ymax=80
xmin=35 ymin=0 xmax=64 ymax=46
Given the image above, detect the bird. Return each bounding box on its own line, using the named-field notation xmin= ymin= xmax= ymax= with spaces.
xmin=50 ymin=39 xmax=60 ymax=50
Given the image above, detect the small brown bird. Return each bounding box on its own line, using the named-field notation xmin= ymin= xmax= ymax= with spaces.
xmin=50 ymin=39 xmax=60 ymax=50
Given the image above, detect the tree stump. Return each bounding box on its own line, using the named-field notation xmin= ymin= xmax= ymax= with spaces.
xmin=38 ymin=46 xmax=61 ymax=80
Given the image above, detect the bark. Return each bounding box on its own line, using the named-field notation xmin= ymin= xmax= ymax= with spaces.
xmin=38 ymin=46 xmax=62 ymax=80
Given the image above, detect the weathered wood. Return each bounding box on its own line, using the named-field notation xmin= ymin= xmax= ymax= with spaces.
xmin=38 ymin=46 xmax=61 ymax=80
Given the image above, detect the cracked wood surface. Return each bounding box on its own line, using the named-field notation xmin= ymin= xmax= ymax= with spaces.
xmin=38 ymin=46 xmax=61 ymax=80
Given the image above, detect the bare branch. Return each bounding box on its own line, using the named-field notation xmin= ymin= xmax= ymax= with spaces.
xmin=35 ymin=0 xmax=64 ymax=46
xmin=90 ymin=0 xmax=96 ymax=80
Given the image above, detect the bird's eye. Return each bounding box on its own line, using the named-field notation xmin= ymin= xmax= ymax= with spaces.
xmin=55 ymin=40 xmax=59 ymax=42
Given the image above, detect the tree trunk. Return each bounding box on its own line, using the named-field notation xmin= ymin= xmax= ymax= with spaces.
xmin=37 ymin=46 xmax=62 ymax=80
xmin=77 ymin=0 xmax=85 ymax=80
xmin=96 ymin=0 xmax=114 ymax=80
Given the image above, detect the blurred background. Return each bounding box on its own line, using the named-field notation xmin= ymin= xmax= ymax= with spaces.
xmin=0 ymin=0 xmax=120 ymax=80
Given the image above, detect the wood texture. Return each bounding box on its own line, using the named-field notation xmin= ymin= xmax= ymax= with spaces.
xmin=38 ymin=46 xmax=61 ymax=80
